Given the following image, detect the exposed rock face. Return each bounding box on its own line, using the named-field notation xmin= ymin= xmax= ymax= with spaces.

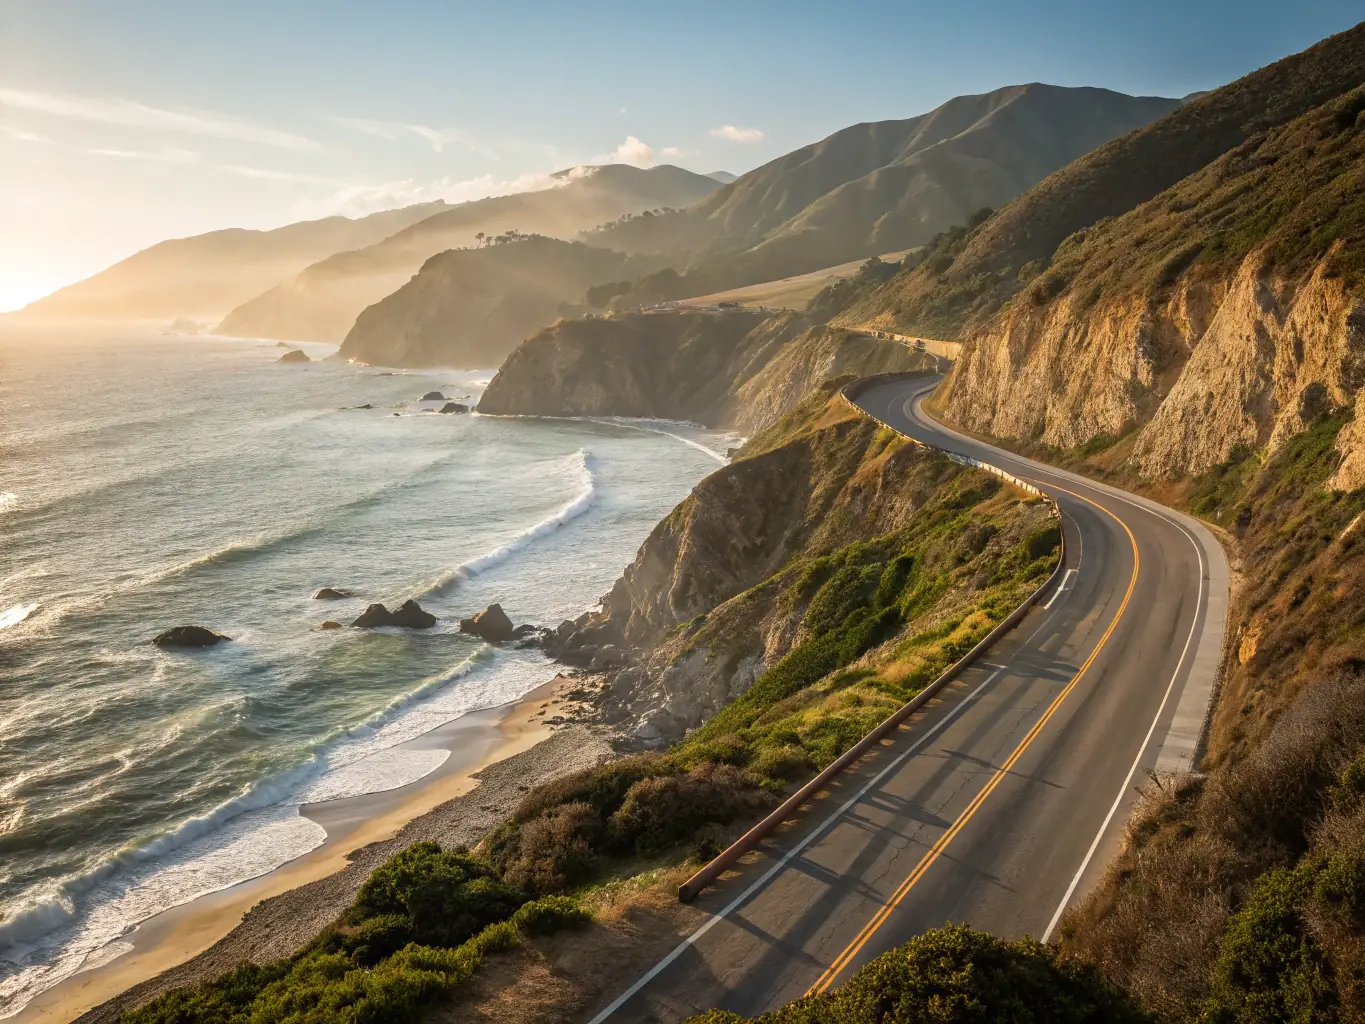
xmin=277 ymin=349 xmax=310 ymax=363
xmin=318 ymin=621 xmax=343 ymax=630
xmin=421 ymin=391 xmax=447 ymax=401
xmin=153 ymin=626 xmax=231 ymax=647
xmin=551 ymin=391 xmax=959 ymax=741
xmin=438 ymin=402 xmax=469 ymax=414
xmin=943 ymin=250 xmax=1365 ymax=479
xmin=477 ymin=309 xmax=929 ymax=433
xmin=459 ymin=604 xmax=516 ymax=642
xmin=312 ymin=587 xmax=351 ymax=600
xmin=351 ymin=601 xmax=437 ymax=629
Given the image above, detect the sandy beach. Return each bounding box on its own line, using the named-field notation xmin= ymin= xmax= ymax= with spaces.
xmin=15 ymin=675 xmax=612 ymax=1024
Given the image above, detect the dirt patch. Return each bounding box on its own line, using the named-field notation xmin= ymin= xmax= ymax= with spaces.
xmin=433 ymin=870 xmax=707 ymax=1024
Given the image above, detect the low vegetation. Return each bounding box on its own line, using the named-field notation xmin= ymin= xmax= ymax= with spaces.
xmin=119 ymin=845 xmax=590 ymax=1024
xmin=488 ymin=462 xmax=1058 ymax=897
xmin=685 ymin=925 xmax=1150 ymax=1024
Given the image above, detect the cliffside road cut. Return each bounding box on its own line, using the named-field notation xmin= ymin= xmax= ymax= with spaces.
xmin=587 ymin=375 xmax=1229 ymax=1023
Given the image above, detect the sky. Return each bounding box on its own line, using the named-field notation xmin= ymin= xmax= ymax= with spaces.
xmin=1 ymin=0 xmax=1361 ymax=312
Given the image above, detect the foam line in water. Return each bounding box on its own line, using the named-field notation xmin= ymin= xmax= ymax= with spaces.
xmin=584 ymin=417 xmax=730 ymax=464
xmin=411 ymin=449 xmax=597 ymax=599
xmin=0 ymin=649 xmax=491 ymax=955
xmin=0 ymin=602 xmax=38 ymax=631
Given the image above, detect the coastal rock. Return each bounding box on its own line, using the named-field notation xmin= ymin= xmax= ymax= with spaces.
xmin=152 ymin=626 xmax=232 ymax=647
xmin=388 ymin=600 xmax=438 ymax=628
xmin=421 ymin=391 xmax=447 ymax=401
xmin=275 ymin=341 xmax=291 ymax=348
xmin=312 ymin=587 xmax=351 ymax=600
xmin=351 ymin=601 xmax=437 ymax=629
xmin=438 ymin=402 xmax=469 ymax=414
xmin=318 ymin=620 xmax=343 ymax=630
xmin=277 ymin=349 xmax=310 ymax=363
xmin=459 ymin=603 xmax=516 ymax=642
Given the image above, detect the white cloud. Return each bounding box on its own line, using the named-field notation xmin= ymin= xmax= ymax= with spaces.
xmin=592 ymin=135 xmax=655 ymax=167
xmin=292 ymin=169 xmax=572 ymax=219
xmin=710 ymin=124 xmax=764 ymax=143
xmin=90 ymin=146 xmax=199 ymax=163
xmin=0 ymin=123 xmax=51 ymax=143
xmin=0 ymin=87 xmax=318 ymax=151
xmin=660 ymin=146 xmax=685 ymax=158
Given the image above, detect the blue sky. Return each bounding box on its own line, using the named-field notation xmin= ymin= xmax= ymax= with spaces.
xmin=1 ymin=0 xmax=1361 ymax=311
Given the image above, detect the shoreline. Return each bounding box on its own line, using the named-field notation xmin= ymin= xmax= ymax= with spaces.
xmin=14 ymin=673 xmax=603 ymax=1024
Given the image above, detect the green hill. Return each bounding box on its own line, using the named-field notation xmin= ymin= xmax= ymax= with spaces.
xmin=336 ymin=236 xmax=665 ymax=368
xmin=588 ymin=84 xmax=1179 ymax=304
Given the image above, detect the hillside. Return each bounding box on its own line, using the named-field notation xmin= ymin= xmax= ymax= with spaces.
xmin=479 ymin=273 xmax=931 ymax=433
xmin=336 ymin=236 xmax=666 ymax=368
xmin=586 ymin=84 xmax=1179 ymax=303
xmin=937 ymin=83 xmax=1365 ymax=477
xmin=9 ymin=202 xmax=448 ymax=322
xmin=216 ymin=164 xmax=720 ymax=342
xmin=844 ymin=19 xmax=1365 ymax=339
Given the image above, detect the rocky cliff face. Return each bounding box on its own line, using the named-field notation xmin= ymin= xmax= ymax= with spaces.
xmin=944 ymin=251 xmax=1365 ymax=478
xmin=940 ymin=84 xmax=1365 ymax=482
xmin=478 ymin=308 xmax=928 ymax=432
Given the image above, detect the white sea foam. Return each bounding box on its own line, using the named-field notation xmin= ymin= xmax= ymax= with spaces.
xmin=0 ymin=492 xmax=17 ymax=512
xmin=0 ymin=649 xmax=491 ymax=964
xmin=412 ymin=449 xmax=597 ymax=599
xmin=584 ymin=417 xmax=731 ymax=464
xmin=0 ymin=604 xmax=37 ymax=632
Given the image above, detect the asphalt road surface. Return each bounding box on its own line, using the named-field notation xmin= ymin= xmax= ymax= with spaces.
xmin=587 ymin=375 xmax=1229 ymax=1023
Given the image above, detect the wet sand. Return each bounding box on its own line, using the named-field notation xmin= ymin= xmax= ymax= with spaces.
xmin=17 ymin=676 xmax=611 ymax=1024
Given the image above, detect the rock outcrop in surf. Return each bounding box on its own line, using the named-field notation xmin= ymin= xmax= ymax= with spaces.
xmin=152 ymin=626 xmax=232 ymax=647
xmin=351 ymin=600 xmax=437 ymax=629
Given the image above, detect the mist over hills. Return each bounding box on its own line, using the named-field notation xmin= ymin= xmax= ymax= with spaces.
xmin=588 ymin=84 xmax=1180 ymax=304
xmin=336 ymin=236 xmax=665 ymax=367
xmin=215 ymin=164 xmax=721 ymax=342
xmin=9 ymin=203 xmax=448 ymax=322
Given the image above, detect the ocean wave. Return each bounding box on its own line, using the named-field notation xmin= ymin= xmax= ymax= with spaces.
xmin=584 ymin=417 xmax=730 ymax=464
xmin=0 ymin=492 xmax=17 ymax=513
xmin=410 ymin=449 xmax=597 ymax=600
xmin=0 ymin=603 xmax=38 ymax=632
xmin=0 ymin=648 xmax=491 ymax=957
xmin=0 ymin=451 xmax=467 ymax=644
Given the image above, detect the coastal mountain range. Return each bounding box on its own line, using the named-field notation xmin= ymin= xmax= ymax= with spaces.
xmin=8 ymin=201 xmax=448 ymax=322
xmin=214 ymin=163 xmax=722 ymax=342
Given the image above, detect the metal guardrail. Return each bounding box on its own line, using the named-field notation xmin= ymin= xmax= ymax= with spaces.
xmin=677 ymin=375 xmax=1063 ymax=903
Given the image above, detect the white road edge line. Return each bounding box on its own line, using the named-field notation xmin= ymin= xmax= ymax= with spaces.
xmin=586 ymin=665 xmax=1010 ymax=1023
xmin=1043 ymin=569 xmax=1077 ymax=610
xmin=894 ymin=383 xmax=1212 ymax=944
xmin=1038 ymin=515 xmax=1205 ymax=941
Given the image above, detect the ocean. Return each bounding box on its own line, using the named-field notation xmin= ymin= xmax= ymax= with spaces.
xmin=0 ymin=326 xmax=733 ymax=1016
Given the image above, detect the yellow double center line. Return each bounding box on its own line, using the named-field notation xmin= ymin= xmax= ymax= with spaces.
xmin=806 ymin=485 xmax=1139 ymax=996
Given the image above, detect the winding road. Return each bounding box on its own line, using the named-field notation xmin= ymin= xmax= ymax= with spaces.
xmin=587 ymin=375 xmax=1229 ymax=1023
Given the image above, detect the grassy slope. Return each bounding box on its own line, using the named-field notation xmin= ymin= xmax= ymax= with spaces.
xmin=587 ymin=86 xmax=1177 ymax=308
xmin=842 ymin=21 xmax=1365 ymax=339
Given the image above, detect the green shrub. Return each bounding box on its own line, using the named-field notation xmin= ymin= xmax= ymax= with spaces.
xmin=684 ymin=924 xmax=1150 ymax=1023
xmin=1201 ymin=864 xmax=1336 ymax=1024
xmin=348 ymin=841 xmax=523 ymax=949
xmin=1021 ymin=524 xmax=1062 ymax=563
xmin=510 ymin=895 xmax=593 ymax=935
xmin=608 ymin=764 xmax=769 ymax=853
xmin=490 ymin=800 xmax=604 ymax=894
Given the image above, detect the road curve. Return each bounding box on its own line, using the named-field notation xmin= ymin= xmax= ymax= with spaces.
xmin=586 ymin=375 xmax=1229 ymax=1023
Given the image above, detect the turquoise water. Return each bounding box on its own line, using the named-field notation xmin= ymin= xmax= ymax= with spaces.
xmin=0 ymin=327 xmax=731 ymax=1015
